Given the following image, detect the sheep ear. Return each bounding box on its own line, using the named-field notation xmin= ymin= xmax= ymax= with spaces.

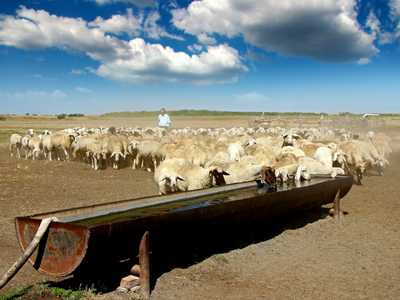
xmin=222 ymin=171 xmax=230 ymax=176
xmin=333 ymin=152 xmax=338 ymax=161
xmin=244 ymin=141 xmax=250 ymax=146
xmin=160 ymin=176 xmax=167 ymax=182
xmin=177 ymin=175 xmax=185 ymax=181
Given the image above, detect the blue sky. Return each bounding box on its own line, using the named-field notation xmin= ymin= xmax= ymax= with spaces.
xmin=0 ymin=0 xmax=399 ymax=115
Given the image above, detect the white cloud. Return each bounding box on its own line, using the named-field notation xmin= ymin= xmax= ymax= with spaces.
xmin=69 ymin=69 xmax=86 ymax=74
xmin=91 ymin=0 xmax=154 ymax=7
xmin=5 ymin=90 xmax=66 ymax=101
xmin=95 ymin=40 xmax=248 ymax=86
xmin=171 ymin=0 xmax=379 ymax=63
xmin=88 ymin=9 xmax=143 ymax=36
xmin=390 ymin=0 xmax=400 ymax=18
xmin=76 ymin=86 xmax=94 ymax=93
xmin=143 ymin=10 xmax=184 ymax=40
xmin=0 ymin=7 xmax=248 ymax=86
xmin=188 ymin=44 xmax=203 ymax=52
xmin=234 ymin=92 xmax=270 ymax=104
xmin=197 ymin=33 xmax=216 ymax=44
xmin=366 ymin=12 xmax=393 ymax=46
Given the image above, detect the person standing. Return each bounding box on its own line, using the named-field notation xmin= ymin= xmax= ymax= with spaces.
xmin=158 ymin=108 xmax=171 ymax=130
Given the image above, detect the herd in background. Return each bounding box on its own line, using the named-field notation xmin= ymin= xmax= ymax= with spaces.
xmin=9 ymin=125 xmax=400 ymax=195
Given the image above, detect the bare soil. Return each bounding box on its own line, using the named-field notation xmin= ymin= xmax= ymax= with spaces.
xmin=1 ymin=120 xmax=400 ymax=299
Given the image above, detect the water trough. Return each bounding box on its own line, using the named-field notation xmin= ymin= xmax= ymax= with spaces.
xmin=15 ymin=175 xmax=353 ymax=277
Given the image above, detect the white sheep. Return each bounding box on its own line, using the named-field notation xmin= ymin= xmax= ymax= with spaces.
xmin=281 ymin=146 xmax=306 ymax=158
xmin=137 ymin=140 xmax=162 ymax=172
xmin=154 ymin=159 xmax=185 ymax=195
xmin=226 ymin=142 xmax=245 ymax=161
xmin=298 ymin=156 xmax=345 ymax=177
xmin=177 ymin=164 xmax=229 ymax=191
xmin=10 ymin=134 xmax=23 ymax=158
xmin=205 ymin=160 xmax=269 ymax=185
xmin=28 ymin=136 xmax=42 ymax=160
xmin=275 ymin=164 xmax=311 ymax=183
xmin=313 ymin=146 xmax=333 ymax=168
xmin=107 ymin=136 xmax=125 ymax=169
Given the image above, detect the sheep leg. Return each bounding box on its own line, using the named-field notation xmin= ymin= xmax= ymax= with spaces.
xmin=16 ymin=147 xmax=21 ymax=159
xmin=10 ymin=145 xmax=13 ymax=157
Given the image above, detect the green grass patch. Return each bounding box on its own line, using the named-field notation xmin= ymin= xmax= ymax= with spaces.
xmin=0 ymin=130 xmax=26 ymax=144
xmin=0 ymin=283 xmax=98 ymax=300
xmin=55 ymin=163 xmax=64 ymax=168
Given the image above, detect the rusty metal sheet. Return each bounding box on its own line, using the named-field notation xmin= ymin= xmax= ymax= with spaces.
xmin=15 ymin=217 xmax=90 ymax=277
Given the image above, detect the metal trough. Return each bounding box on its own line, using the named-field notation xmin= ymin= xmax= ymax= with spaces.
xmin=15 ymin=175 xmax=353 ymax=277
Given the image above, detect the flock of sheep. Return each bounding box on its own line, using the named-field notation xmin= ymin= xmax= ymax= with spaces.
xmin=9 ymin=125 xmax=399 ymax=195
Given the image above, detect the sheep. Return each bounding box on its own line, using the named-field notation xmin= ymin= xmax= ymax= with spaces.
xmin=107 ymin=136 xmax=125 ymax=169
xmin=28 ymin=136 xmax=42 ymax=160
xmin=313 ymin=146 xmax=333 ymax=168
xmin=86 ymin=141 xmax=103 ymax=170
xmin=275 ymin=164 xmax=311 ymax=183
xmin=10 ymin=134 xmax=23 ymax=158
xmin=22 ymin=135 xmax=31 ymax=159
xmin=352 ymin=140 xmax=388 ymax=173
xmin=205 ymin=160 xmax=274 ymax=185
xmin=367 ymin=131 xmax=375 ymax=141
xmin=154 ymin=159 xmax=185 ymax=195
xmin=137 ymin=140 xmax=162 ymax=172
xmin=274 ymin=153 xmax=298 ymax=168
xmin=226 ymin=142 xmax=245 ymax=161
xmin=128 ymin=139 xmax=141 ymax=170
xmin=193 ymin=147 xmax=215 ymax=167
xmin=176 ymin=164 xmax=229 ymax=191
xmin=281 ymin=146 xmax=306 ymax=158
xmin=300 ymin=142 xmax=325 ymax=158
xmin=44 ymin=132 xmax=76 ymax=161
xmin=282 ymin=132 xmax=301 ymax=147
xmin=298 ymin=156 xmax=345 ymax=177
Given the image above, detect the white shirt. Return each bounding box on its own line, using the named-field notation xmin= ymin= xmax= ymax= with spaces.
xmin=158 ymin=113 xmax=170 ymax=126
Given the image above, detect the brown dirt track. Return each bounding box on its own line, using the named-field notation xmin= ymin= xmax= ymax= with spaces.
xmin=1 ymin=118 xmax=400 ymax=299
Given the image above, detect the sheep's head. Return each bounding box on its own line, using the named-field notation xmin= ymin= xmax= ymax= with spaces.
xmin=209 ymin=167 xmax=229 ymax=186
xmin=282 ymin=133 xmax=301 ymax=147
xmin=160 ymin=174 xmax=185 ymax=193
xmin=261 ymin=166 xmax=276 ymax=188
xmin=27 ymin=129 xmax=35 ymax=136
xmin=295 ymin=165 xmax=311 ymax=181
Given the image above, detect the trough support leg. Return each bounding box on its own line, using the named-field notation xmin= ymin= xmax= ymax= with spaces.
xmin=334 ymin=190 xmax=341 ymax=222
xmin=139 ymin=231 xmax=150 ymax=299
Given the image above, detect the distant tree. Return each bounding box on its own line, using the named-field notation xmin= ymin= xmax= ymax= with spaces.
xmin=57 ymin=113 xmax=67 ymax=119
xmin=26 ymin=113 xmax=29 ymax=115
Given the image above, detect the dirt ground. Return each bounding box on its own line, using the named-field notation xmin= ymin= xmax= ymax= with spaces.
xmin=1 ymin=119 xmax=400 ymax=299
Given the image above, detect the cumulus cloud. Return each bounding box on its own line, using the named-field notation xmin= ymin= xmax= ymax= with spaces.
xmin=88 ymin=9 xmax=142 ymax=36
xmin=95 ymin=41 xmax=248 ymax=86
xmin=91 ymin=0 xmax=155 ymax=7
xmin=5 ymin=90 xmax=66 ymax=101
xmin=234 ymin=92 xmax=270 ymax=104
xmin=171 ymin=0 xmax=379 ymax=63
xmin=0 ymin=7 xmax=247 ymax=86
xmin=197 ymin=33 xmax=216 ymax=44
xmin=76 ymin=87 xmax=94 ymax=93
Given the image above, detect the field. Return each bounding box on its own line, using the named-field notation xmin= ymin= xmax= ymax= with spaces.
xmin=1 ymin=116 xmax=400 ymax=299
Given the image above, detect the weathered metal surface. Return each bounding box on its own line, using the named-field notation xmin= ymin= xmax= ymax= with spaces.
xmin=15 ymin=175 xmax=353 ymax=277
xmin=15 ymin=218 xmax=90 ymax=277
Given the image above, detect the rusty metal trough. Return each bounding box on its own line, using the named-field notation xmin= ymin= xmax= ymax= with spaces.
xmin=15 ymin=175 xmax=353 ymax=277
